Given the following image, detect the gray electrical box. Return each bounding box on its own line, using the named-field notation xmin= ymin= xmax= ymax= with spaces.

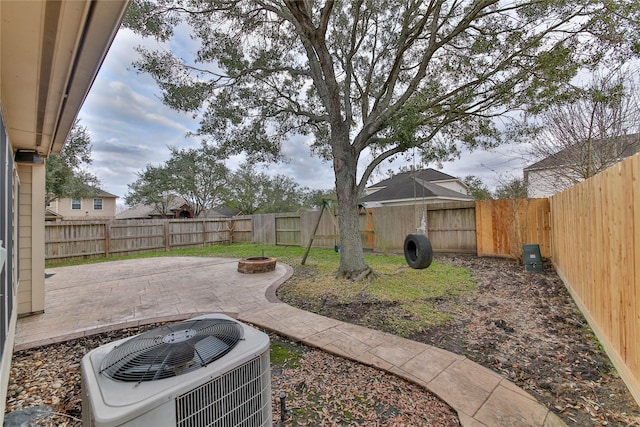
xmin=523 ymin=244 xmax=543 ymax=272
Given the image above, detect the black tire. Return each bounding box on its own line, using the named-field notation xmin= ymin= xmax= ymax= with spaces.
xmin=403 ymin=233 xmax=433 ymax=269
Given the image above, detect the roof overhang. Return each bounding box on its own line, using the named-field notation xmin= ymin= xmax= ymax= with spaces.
xmin=363 ymin=196 xmax=475 ymax=207
xmin=0 ymin=0 xmax=129 ymax=157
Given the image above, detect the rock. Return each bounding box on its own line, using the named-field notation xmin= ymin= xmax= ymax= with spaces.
xmin=4 ymin=405 xmax=54 ymax=427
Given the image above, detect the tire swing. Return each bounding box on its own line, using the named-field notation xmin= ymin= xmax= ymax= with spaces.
xmin=403 ymin=233 xmax=433 ymax=269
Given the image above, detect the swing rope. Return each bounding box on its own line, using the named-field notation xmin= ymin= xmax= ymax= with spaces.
xmin=411 ymin=147 xmax=428 ymax=236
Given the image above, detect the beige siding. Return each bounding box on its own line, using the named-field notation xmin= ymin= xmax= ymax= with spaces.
xmin=365 ymin=196 xmax=472 ymax=208
xmin=50 ymin=196 xmax=117 ymax=219
xmin=433 ymin=179 xmax=469 ymax=195
xmin=526 ymin=169 xmax=577 ymax=198
xmin=17 ymin=163 xmax=45 ymax=315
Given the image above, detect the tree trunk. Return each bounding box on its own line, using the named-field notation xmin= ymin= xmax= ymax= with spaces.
xmin=332 ymin=137 xmax=371 ymax=279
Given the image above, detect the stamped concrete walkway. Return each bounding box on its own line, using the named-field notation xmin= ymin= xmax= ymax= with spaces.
xmin=16 ymin=257 xmax=565 ymax=427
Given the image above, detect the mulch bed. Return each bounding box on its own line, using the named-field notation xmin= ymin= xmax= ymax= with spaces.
xmin=426 ymin=255 xmax=639 ymax=427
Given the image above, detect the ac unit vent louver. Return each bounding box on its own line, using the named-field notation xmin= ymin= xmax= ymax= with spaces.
xmin=176 ymin=353 xmax=270 ymax=427
xmin=81 ymin=314 xmax=272 ymax=427
xmin=100 ymin=318 xmax=244 ymax=383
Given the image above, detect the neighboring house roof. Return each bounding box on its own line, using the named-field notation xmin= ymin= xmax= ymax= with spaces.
xmin=117 ymin=197 xmax=190 ymax=219
xmin=45 ymin=209 xmax=63 ymax=221
xmin=116 ymin=204 xmax=157 ymax=220
xmin=76 ymin=185 xmax=118 ymax=199
xmin=54 ymin=185 xmax=118 ymax=200
xmin=368 ymin=168 xmax=461 ymax=189
xmin=524 ymin=133 xmax=640 ymax=172
xmin=362 ymin=168 xmax=473 ymax=204
xmin=117 ymin=198 xmax=239 ymax=220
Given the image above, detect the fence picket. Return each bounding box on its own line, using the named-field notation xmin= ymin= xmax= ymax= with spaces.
xmin=551 ymin=152 xmax=640 ymax=406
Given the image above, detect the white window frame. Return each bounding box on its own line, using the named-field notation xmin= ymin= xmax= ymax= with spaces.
xmin=71 ymin=198 xmax=81 ymax=210
xmin=93 ymin=198 xmax=103 ymax=210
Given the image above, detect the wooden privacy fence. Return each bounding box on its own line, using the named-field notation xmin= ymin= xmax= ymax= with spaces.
xmin=46 ymin=200 xmax=547 ymax=261
xmin=249 ymin=202 xmax=478 ymax=254
xmin=45 ymin=218 xmax=252 ymax=260
xmin=475 ymin=198 xmax=551 ymax=259
xmin=550 ymin=153 xmax=640 ymax=405
xmin=366 ymin=202 xmax=477 ymax=254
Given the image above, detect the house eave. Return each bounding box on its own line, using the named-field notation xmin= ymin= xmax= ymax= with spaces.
xmin=363 ymin=196 xmax=474 ymax=207
xmin=1 ymin=0 xmax=129 ymax=157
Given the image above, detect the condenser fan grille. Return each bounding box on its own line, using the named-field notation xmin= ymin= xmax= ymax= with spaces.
xmin=100 ymin=318 xmax=244 ymax=382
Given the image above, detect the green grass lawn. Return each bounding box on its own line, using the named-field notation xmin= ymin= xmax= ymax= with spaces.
xmin=47 ymin=243 xmax=476 ymax=336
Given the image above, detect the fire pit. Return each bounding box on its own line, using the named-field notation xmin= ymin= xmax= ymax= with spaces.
xmin=237 ymin=257 xmax=277 ymax=274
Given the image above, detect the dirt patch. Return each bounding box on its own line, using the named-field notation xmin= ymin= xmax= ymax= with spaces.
xmin=278 ymin=254 xmax=640 ymax=427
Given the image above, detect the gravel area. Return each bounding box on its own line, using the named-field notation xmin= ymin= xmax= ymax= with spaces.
xmin=5 ymin=326 xmax=459 ymax=426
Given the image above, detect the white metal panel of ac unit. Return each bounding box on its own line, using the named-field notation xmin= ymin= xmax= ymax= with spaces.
xmin=81 ymin=313 xmax=272 ymax=427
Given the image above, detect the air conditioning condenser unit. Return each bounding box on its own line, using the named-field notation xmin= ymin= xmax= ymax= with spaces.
xmin=81 ymin=313 xmax=272 ymax=427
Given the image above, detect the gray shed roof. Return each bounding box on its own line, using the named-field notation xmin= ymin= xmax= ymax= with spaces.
xmin=362 ymin=168 xmax=473 ymax=203
xmin=368 ymin=168 xmax=460 ymax=188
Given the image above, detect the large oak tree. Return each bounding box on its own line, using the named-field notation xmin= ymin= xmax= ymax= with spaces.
xmin=125 ymin=145 xmax=229 ymax=217
xmin=125 ymin=0 xmax=639 ymax=278
xmin=224 ymin=162 xmax=310 ymax=214
xmin=45 ymin=120 xmax=100 ymax=205
xmin=125 ymin=164 xmax=179 ymax=216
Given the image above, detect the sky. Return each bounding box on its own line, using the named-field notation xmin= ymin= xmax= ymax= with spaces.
xmin=78 ymin=27 xmax=530 ymax=206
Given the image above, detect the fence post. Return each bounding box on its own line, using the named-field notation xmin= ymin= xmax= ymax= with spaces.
xmin=104 ymin=222 xmax=111 ymax=257
xmin=164 ymin=221 xmax=171 ymax=251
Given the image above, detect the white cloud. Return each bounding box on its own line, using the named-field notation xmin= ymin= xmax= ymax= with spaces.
xmin=263 ymin=135 xmax=334 ymax=190
xmin=78 ymin=28 xmax=203 ymax=199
